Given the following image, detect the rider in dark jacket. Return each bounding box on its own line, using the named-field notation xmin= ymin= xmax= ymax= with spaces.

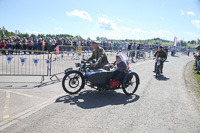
xmin=153 ymin=45 xmax=167 ymax=73
xmin=88 ymin=41 xmax=109 ymax=69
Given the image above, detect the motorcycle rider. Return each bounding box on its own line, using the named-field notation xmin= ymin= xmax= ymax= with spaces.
xmin=153 ymin=45 xmax=167 ymax=73
xmin=87 ymin=41 xmax=109 ymax=69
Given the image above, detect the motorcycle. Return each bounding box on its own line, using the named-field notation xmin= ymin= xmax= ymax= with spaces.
xmin=155 ymin=57 xmax=165 ymax=78
xmin=62 ymin=60 xmax=140 ymax=95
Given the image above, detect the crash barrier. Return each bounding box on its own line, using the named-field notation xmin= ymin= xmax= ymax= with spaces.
xmin=0 ymin=49 xmax=49 ymax=82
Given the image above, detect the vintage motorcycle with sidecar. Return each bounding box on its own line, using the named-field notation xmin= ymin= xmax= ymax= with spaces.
xmin=62 ymin=60 xmax=140 ymax=95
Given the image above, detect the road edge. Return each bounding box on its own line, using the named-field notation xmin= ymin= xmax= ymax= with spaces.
xmin=184 ymin=60 xmax=200 ymax=109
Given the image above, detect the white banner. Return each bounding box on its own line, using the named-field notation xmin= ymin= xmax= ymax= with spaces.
xmin=20 ymin=57 xmax=27 ymax=66
xmin=33 ymin=58 xmax=39 ymax=67
xmin=6 ymin=56 xmax=13 ymax=64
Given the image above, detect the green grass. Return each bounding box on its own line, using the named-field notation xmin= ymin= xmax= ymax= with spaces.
xmin=162 ymin=42 xmax=173 ymax=46
xmin=194 ymin=73 xmax=200 ymax=85
xmin=193 ymin=63 xmax=200 ymax=85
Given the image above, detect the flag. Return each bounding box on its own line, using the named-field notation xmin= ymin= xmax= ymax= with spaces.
xmin=20 ymin=57 xmax=27 ymax=66
xmin=61 ymin=54 xmax=64 ymax=60
xmin=173 ymin=37 xmax=177 ymax=47
xmin=33 ymin=58 xmax=39 ymax=67
xmin=45 ymin=59 xmax=50 ymax=68
xmin=6 ymin=56 xmax=13 ymax=64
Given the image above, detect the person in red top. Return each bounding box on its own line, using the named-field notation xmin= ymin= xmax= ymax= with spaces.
xmin=188 ymin=48 xmax=190 ymax=56
xmin=0 ymin=39 xmax=6 ymax=54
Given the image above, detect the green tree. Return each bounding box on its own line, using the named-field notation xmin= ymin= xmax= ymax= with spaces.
xmin=191 ymin=40 xmax=196 ymax=44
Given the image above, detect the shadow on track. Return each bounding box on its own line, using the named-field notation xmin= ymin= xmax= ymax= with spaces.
xmin=55 ymin=90 xmax=140 ymax=109
xmin=155 ymin=75 xmax=170 ymax=81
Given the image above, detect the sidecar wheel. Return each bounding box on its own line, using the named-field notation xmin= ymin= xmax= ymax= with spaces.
xmin=122 ymin=73 xmax=139 ymax=95
xmin=62 ymin=71 xmax=85 ymax=94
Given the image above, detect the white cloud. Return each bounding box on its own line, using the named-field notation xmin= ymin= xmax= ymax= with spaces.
xmin=66 ymin=9 xmax=93 ymax=21
xmin=116 ymin=18 xmax=122 ymax=22
xmin=180 ymin=10 xmax=184 ymax=15
xmin=95 ymin=27 xmax=172 ymax=40
xmin=191 ymin=20 xmax=200 ymax=29
xmin=183 ymin=32 xmax=200 ymax=39
xmin=187 ymin=11 xmax=195 ymax=16
xmin=96 ymin=16 xmax=119 ymax=31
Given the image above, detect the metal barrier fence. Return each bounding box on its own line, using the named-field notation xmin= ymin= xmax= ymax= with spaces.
xmin=0 ymin=46 xmax=156 ymax=82
xmin=0 ymin=49 xmax=49 ymax=77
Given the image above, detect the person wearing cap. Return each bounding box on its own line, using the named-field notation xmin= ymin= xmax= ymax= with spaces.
xmin=88 ymin=41 xmax=109 ymax=69
xmin=153 ymin=45 xmax=167 ymax=73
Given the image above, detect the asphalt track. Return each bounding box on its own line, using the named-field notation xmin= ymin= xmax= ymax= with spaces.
xmin=0 ymin=54 xmax=200 ymax=133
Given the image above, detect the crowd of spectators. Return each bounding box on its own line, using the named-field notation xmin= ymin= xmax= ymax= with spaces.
xmin=0 ymin=35 xmax=191 ymax=56
xmin=193 ymin=45 xmax=200 ymax=74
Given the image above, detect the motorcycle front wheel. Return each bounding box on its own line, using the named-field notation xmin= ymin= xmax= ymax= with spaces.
xmin=156 ymin=65 xmax=160 ymax=78
xmin=62 ymin=71 xmax=85 ymax=94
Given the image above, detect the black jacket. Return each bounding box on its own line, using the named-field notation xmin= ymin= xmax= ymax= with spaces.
xmin=154 ymin=50 xmax=167 ymax=59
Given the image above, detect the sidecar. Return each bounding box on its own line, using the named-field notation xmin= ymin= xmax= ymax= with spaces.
xmin=62 ymin=68 xmax=140 ymax=96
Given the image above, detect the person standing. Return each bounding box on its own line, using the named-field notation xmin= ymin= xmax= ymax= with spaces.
xmin=33 ymin=38 xmax=38 ymax=54
xmin=21 ymin=37 xmax=27 ymax=54
xmin=51 ymin=37 xmax=56 ymax=52
xmin=188 ymin=48 xmax=190 ymax=56
xmin=27 ymin=38 xmax=33 ymax=54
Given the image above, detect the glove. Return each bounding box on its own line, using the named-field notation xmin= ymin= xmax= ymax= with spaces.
xmin=92 ymin=62 xmax=98 ymax=67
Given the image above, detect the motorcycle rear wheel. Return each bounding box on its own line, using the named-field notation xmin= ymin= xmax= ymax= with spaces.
xmin=122 ymin=73 xmax=139 ymax=95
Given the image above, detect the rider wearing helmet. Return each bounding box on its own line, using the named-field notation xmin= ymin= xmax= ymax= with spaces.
xmin=88 ymin=41 xmax=109 ymax=69
xmin=153 ymin=45 xmax=167 ymax=73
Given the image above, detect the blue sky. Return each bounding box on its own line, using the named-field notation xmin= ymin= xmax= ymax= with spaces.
xmin=0 ymin=0 xmax=200 ymax=41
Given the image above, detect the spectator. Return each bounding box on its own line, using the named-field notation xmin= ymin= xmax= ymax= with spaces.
xmin=27 ymin=38 xmax=33 ymax=54
xmin=38 ymin=38 xmax=42 ymax=51
xmin=6 ymin=40 xmax=13 ymax=55
xmin=51 ymin=37 xmax=56 ymax=52
xmin=188 ymin=48 xmax=190 ymax=56
xmin=15 ymin=36 xmax=21 ymax=54
xmin=33 ymin=38 xmax=38 ymax=54
xmin=22 ymin=37 xmax=27 ymax=54
xmin=0 ymin=39 xmax=6 ymax=54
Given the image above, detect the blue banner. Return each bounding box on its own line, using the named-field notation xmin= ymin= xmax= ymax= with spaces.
xmin=20 ymin=57 xmax=27 ymax=66
xmin=6 ymin=56 xmax=13 ymax=64
xmin=33 ymin=58 xmax=39 ymax=67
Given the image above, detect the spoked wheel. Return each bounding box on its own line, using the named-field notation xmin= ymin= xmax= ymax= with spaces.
xmin=122 ymin=72 xmax=139 ymax=95
xmin=62 ymin=71 xmax=85 ymax=94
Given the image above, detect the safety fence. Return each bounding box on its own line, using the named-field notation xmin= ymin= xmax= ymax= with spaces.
xmin=0 ymin=49 xmax=49 ymax=77
xmin=0 ymin=46 xmax=156 ymax=82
